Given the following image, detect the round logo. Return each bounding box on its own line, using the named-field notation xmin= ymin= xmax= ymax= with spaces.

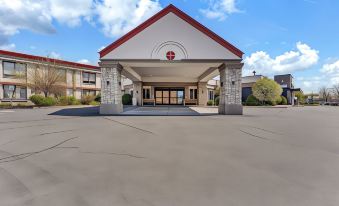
xmin=166 ymin=51 xmax=175 ymax=60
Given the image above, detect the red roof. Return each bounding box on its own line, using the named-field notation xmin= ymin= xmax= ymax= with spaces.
xmin=0 ymin=50 xmax=99 ymax=70
xmin=99 ymin=4 xmax=244 ymax=58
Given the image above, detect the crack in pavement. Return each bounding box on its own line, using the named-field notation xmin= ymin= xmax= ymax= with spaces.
xmin=80 ymin=151 xmax=146 ymax=159
xmin=239 ymin=129 xmax=269 ymax=140
xmin=0 ymin=124 xmax=50 ymax=131
xmin=0 ymin=117 xmax=79 ymax=125
xmin=243 ymin=125 xmax=283 ymax=136
xmin=39 ymin=129 xmax=75 ymax=136
xmin=103 ymin=117 xmax=154 ymax=135
xmin=0 ymin=136 xmax=79 ymax=164
xmin=54 ymin=146 xmax=146 ymax=159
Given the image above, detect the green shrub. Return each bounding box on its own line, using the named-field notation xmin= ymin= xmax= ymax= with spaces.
xmin=95 ymin=93 xmax=101 ymax=102
xmin=89 ymin=101 xmax=100 ymax=106
xmin=268 ymin=100 xmax=277 ymax=106
xmin=0 ymin=103 xmax=12 ymax=109
xmin=207 ymin=100 xmax=214 ymax=106
xmin=81 ymin=95 xmax=95 ymax=105
xmin=29 ymin=95 xmax=45 ymax=106
xmin=281 ymin=96 xmax=288 ymax=105
xmin=245 ymin=95 xmax=260 ymax=106
xmin=43 ymin=97 xmax=57 ymax=106
xmin=58 ymin=96 xmax=69 ymax=106
xmin=122 ymin=94 xmax=132 ymax=105
xmin=214 ymin=96 xmax=220 ymax=106
xmin=275 ymin=96 xmax=282 ymax=105
xmin=30 ymin=95 xmax=57 ymax=106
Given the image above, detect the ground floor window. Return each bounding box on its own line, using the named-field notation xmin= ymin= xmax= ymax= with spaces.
xmin=143 ymin=88 xmax=151 ymax=99
xmin=67 ymin=89 xmax=74 ymax=96
xmin=82 ymin=89 xmax=96 ymax=96
xmin=189 ymin=89 xmax=197 ymax=100
xmin=3 ymin=85 xmax=27 ymax=99
xmin=209 ymin=90 xmax=214 ymax=100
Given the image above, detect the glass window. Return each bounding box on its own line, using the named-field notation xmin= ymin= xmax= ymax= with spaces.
xmin=3 ymin=85 xmax=26 ymax=99
xmin=16 ymin=63 xmax=26 ymax=74
xmin=3 ymin=62 xmax=15 ymax=77
xmin=82 ymin=72 xmax=96 ymax=84
xmin=209 ymin=90 xmax=214 ymax=100
xmin=190 ymin=89 xmax=197 ymax=100
xmin=67 ymin=89 xmax=74 ymax=96
xmin=143 ymin=88 xmax=151 ymax=99
xmin=82 ymin=89 xmax=96 ymax=96
xmin=89 ymin=73 xmax=96 ymax=84
xmin=3 ymin=61 xmax=26 ymax=77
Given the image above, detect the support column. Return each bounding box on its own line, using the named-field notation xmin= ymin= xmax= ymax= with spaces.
xmin=133 ymin=81 xmax=142 ymax=106
xmin=219 ymin=62 xmax=243 ymax=115
xmin=198 ymin=82 xmax=208 ymax=106
xmin=100 ymin=63 xmax=123 ymax=114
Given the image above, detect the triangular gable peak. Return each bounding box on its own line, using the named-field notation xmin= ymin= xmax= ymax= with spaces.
xmin=100 ymin=4 xmax=243 ymax=60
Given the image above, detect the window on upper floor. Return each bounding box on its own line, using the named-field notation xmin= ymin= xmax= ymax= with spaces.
xmin=82 ymin=72 xmax=96 ymax=85
xmin=3 ymin=61 xmax=27 ymax=78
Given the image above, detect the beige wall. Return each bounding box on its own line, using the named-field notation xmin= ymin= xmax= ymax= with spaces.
xmin=0 ymin=57 xmax=101 ymax=102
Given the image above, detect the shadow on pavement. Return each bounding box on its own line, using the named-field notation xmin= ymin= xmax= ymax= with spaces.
xmin=49 ymin=106 xmax=100 ymax=116
xmin=49 ymin=106 xmax=215 ymax=116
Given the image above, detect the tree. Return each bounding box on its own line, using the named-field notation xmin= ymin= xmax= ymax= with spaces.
xmin=252 ymin=77 xmax=283 ymax=104
xmin=295 ymin=91 xmax=306 ymax=104
xmin=333 ymin=84 xmax=339 ymax=99
xmin=26 ymin=58 xmax=67 ymax=97
xmin=319 ymin=87 xmax=331 ymax=102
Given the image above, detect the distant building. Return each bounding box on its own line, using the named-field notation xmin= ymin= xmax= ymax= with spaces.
xmin=241 ymin=75 xmax=264 ymax=102
xmin=241 ymin=73 xmax=301 ymax=105
xmin=274 ymin=74 xmax=301 ymax=105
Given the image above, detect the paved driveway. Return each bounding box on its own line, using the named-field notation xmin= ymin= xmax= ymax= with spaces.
xmin=0 ymin=106 xmax=338 ymax=206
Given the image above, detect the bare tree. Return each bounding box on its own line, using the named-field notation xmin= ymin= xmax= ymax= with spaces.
xmin=26 ymin=58 xmax=67 ymax=97
xmin=333 ymin=84 xmax=339 ymax=99
xmin=319 ymin=87 xmax=331 ymax=103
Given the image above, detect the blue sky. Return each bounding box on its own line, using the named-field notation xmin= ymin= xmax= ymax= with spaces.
xmin=1 ymin=0 xmax=339 ymax=93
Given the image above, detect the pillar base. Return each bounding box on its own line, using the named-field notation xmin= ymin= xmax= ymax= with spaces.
xmin=100 ymin=104 xmax=123 ymax=115
xmin=219 ymin=104 xmax=243 ymax=115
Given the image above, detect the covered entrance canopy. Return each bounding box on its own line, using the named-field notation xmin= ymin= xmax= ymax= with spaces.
xmin=99 ymin=4 xmax=244 ymax=115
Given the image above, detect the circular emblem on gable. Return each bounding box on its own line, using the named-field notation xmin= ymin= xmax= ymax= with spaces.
xmin=166 ymin=51 xmax=175 ymax=60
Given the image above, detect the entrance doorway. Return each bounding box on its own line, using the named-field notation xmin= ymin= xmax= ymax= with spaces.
xmin=155 ymin=88 xmax=184 ymax=105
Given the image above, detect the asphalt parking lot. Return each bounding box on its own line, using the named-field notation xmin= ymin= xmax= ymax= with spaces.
xmin=0 ymin=106 xmax=338 ymax=206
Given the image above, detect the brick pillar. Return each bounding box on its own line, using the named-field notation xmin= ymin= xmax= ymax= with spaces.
xmin=219 ymin=62 xmax=243 ymax=115
xmin=100 ymin=63 xmax=123 ymax=114
xmin=198 ymin=82 xmax=208 ymax=106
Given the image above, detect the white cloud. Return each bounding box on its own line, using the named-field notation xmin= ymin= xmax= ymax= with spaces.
xmin=49 ymin=0 xmax=93 ymax=27
xmin=77 ymin=59 xmax=90 ymax=64
xmin=95 ymin=0 xmax=162 ymax=37
xmin=0 ymin=0 xmax=163 ymax=47
xmin=243 ymin=42 xmax=319 ymax=76
xmin=0 ymin=43 xmax=15 ymax=50
xmin=0 ymin=0 xmax=93 ymax=48
xmin=321 ymin=60 xmax=339 ymax=85
xmin=97 ymin=45 xmax=106 ymax=52
xmin=49 ymin=51 xmax=61 ymax=59
xmin=200 ymin=0 xmax=241 ymax=21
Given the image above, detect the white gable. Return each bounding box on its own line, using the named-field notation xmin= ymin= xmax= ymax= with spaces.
xmin=101 ymin=12 xmax=240 ymax=60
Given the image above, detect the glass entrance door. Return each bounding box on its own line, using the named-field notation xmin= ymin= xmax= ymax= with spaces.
xmin=155 ymin=88 xmax=185 ymax=105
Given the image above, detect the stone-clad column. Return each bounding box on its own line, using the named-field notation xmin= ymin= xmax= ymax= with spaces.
xmin=219 ymin=62 xmax=243 ymax=115
xmin=99 ymin=62 xmax=123 ymax=114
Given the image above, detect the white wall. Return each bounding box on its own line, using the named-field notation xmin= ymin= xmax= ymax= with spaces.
xmin=102 ymin=13 xmax=240 ymax=60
